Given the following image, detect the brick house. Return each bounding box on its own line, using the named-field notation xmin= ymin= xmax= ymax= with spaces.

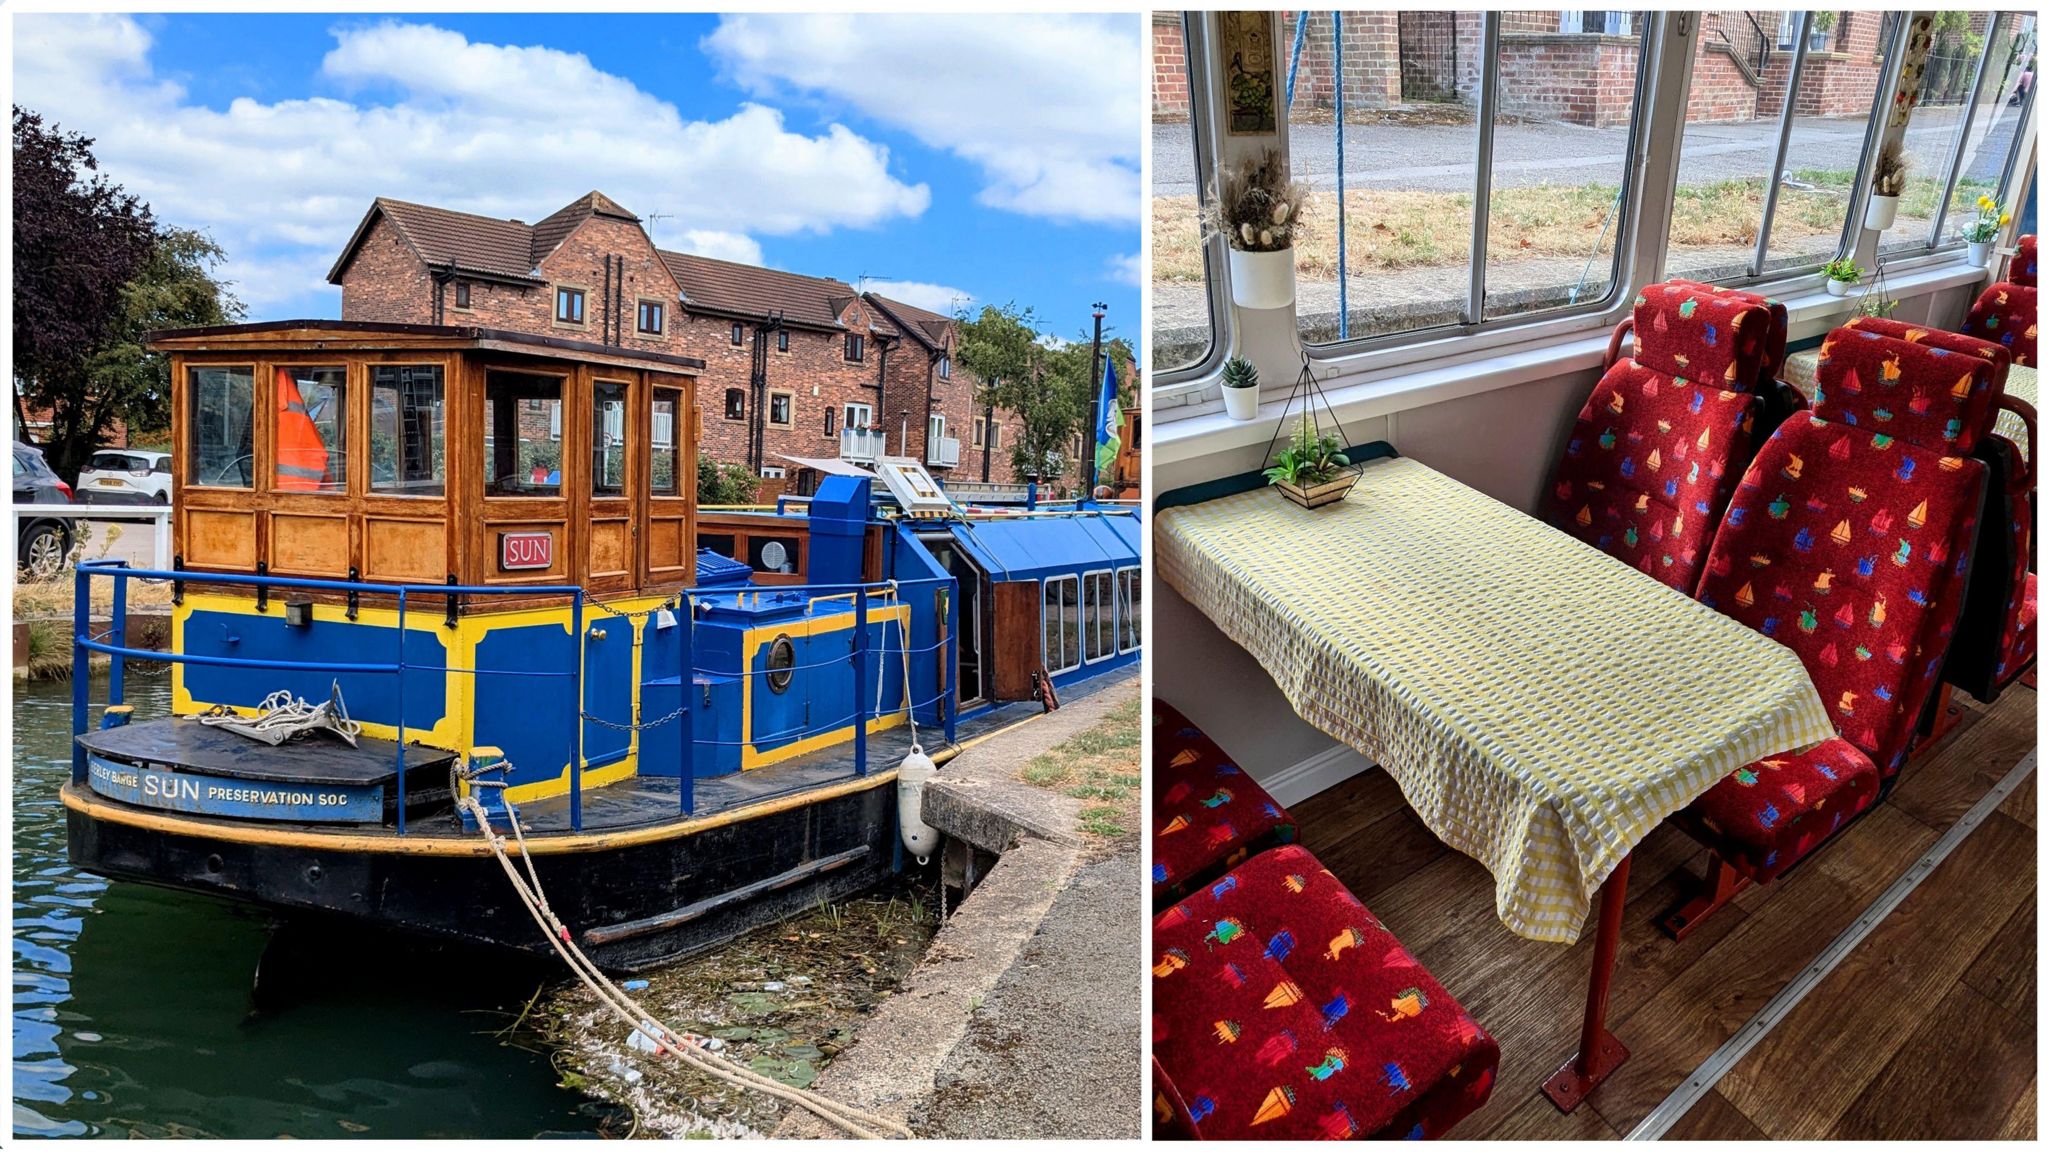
xmin=1153 ymin=10 xmax=1934 ymax=127
xmin=863 ymin=294 xmax=1022 ymax=486
xmin=327 ymin=191 xmax=1025 ymax=494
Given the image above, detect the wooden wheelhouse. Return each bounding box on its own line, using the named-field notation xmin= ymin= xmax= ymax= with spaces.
xmin=155 ymin=320 xmax=704 ymax=599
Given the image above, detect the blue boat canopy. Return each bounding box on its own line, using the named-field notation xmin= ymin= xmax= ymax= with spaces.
xmin=954 ymin=512 xmax=1140 ymax=581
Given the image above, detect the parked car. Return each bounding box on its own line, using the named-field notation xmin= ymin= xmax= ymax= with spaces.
xmin=77 ymin=449 xmax=173 ymax=505
xmin=13 ymin=442 xmax=75 ymax=579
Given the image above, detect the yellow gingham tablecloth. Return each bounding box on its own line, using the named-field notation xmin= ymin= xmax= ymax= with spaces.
xmin=1156 ymin=455 xmax=1836 ymax=944
xmin=1786 ymin=351 xmax=2035 ymax=461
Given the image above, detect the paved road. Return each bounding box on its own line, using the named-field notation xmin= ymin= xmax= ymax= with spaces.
xmin=1153 ymin=102 xmax=2021 ymax=195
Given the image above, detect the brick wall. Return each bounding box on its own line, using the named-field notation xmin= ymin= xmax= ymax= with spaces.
xmin=689 ymin=314 xmax=888 ymax=489
xmin=1498 ymin=34 xmax=1643 ymax=128
xmin=1154 ymin=13 xmax=1190 ymax=120
xmin=339 ymin=216 xmax=443 ymax=324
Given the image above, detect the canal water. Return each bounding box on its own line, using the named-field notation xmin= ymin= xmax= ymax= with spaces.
xmin=12 ymin=676 xmax=602 ymax=1138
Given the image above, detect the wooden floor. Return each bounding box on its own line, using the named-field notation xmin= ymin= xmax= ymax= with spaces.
xmin=1290 ymin=682 xmax=2037 ymax=1140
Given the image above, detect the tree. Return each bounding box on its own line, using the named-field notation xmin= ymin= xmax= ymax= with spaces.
xmin=14 ymin=106 xmax=156 ymax=475
xmin=697 ymin=455 xmax=758 ymax=505
xmin=957 ymin=303 xmax=1134 ymax=491
xmin=83 ymin=227 xmax=244 ymax=450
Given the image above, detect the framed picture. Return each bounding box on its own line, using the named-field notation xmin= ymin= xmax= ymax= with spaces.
xmin=1220 ymin=11 xmax=1276 ymax=136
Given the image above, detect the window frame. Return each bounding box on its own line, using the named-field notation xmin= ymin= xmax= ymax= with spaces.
xmin=1040 ymin=574 xmax=1082 ymax=675
xmin=591 ymin=378 xmax=629 ymax=498
xmin=635 ymin=298 xmax=665 ymax=336
xmin=367 ymin=363 xmax=447 ymax=498
xmin=777 ymin=329 xmax=790 ymax=353
xmin=845 ymin=333 xmax=866 ymax=363
xmin=650 ymin=385 xmax=682 ymax=498
xmin=937 ymin=354 xmax=952 ymax=379
xmin=1081 ymin=567 xmax=1114 ymax=664
xmin=731 ymin=323 xmax=746 ymax=346
xmin=271 ymin=363 xmax=349 ymax=496
xmin=186 ymin=364 xmax=257 ymax=490
xmin=767 ymin=389 xmax=795 ymax=428
xmin=553 ymin=285 xmax=587 ymax=328
xmin=1115 ymin=566 xmax=1142 ymax=654
xmin=452 ymin=280 xmax=472 ymax=311
xmin=1152 ymin=11 xmax=1230 ymax=393
xmin=843 ymin=401 xmax=874 ymax=430
xmin=723 ymin=387 xmax=746 ymax=422
xmin=1923 ymin=12 xmax=2033 ymax=253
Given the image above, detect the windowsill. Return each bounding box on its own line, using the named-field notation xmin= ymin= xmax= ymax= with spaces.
xmin=1153 ymin=257 xmax=1992 ymax=467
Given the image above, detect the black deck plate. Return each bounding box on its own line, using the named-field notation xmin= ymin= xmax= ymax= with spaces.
xmin=78 ymin=718 xmax=456 ymax=786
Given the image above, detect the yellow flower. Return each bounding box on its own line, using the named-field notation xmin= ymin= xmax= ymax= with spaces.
xmin=2000 ymin=213 xmax=2011 ymax=225
xmin=1978 ymin=195 xmax=1993 ymax=209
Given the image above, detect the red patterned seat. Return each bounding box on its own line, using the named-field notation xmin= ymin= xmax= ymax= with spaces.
xmin=2010 ymin=233 xmax=2037 ymax=288
xmin=1151 ymin=846 xmax=1498 ymax=1140
xmin=1963 ymin=281 xmax=2038 ymax=367
xmin=1153 ymin=699 xmax=1296 ymax=910
xmin=1671 ymin=327 xmax=1998 ymax=931
xmin=1545 ymin=285 xmax=1775 ymax=593
xmin=1663 ymin=278 xmax=1789 ymax=390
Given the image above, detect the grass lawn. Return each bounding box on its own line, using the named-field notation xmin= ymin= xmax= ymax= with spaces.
xmin=1018 ymin=694 xmax=1141 ymax=841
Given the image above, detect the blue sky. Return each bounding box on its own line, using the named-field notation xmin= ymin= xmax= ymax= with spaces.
xmin=14 ymin=13 xmax=1142 ymax=346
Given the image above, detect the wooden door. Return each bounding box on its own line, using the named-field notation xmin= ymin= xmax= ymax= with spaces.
xmin=990 ymin=579 xmax=1042 ymax=702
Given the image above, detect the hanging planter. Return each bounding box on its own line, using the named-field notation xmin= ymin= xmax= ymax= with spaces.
xmin=1204 ymin=148 xmax=1307 ymax=313
xmin=1866 ymin=140 xmax=1908 ymax=232
xmin=1864 ymin=194 xmax=1899 ymax=231
xmin=1262 ymin=361 xmax=1361 ymax=510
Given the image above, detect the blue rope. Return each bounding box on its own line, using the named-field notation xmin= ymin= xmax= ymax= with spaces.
xmin=1285 ymin=11 xmax=1309 ymax=110
xmin=1335 ymin=11 xmax=1349 ymax=340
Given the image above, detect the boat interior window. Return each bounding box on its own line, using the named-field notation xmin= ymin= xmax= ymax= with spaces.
xmin=747 ymin=534 xmax=800 ymax=574
xmin=650 ymin=386 xmax=681 ymax=497
xmin=187 ymin=365 xmax=254 ymax=488
xmin=1084 ymin=569 xmax=1114 ymax=663
xmin=1116 ymin=565 xmax=1141 ymax=653
xmin=592 ymin=379 xmax=628 ymax=497
xmin=701 ymin=532 xmax=737 ymax=560
xmin=483 ymin=371 xmax=564 ymax=498
xmin=1042 ymin=575 xmax=1081 ymax=674
xmin=274 ymin=366 xmax=347 ymax=494
xmin=368 ymin=364 xmax=445 ymax=497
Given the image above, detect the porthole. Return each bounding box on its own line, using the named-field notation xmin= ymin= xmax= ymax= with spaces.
xmin=767 ymin=635 xmax=796 ymax=694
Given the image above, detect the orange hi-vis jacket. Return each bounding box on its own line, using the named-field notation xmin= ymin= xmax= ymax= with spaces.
xmin=274 ymin=367 xmax=331 ymax=491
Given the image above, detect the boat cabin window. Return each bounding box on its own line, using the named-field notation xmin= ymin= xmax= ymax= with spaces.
xmin=483 ymin=371 xmax=564 ymax=498
xmin=273 ymin=366 xmax=347 ymax=494
xmin=1084 ymin=569 xmax=1115 ymax=663
xmin=1043 ymin=575 xmax=1081 ymax=674
xmin=1117 ymin=566 xmax=1141 ymax=653
xmin=592 ymin=380 xmax=628 ymax=497
xmin=702 ymin=532 xmax=737 ymax=560
xmin=369 ymin=364 xmax=445 ymax=497
xmin=651 ymin=386 xmax=681 ymax=497
xmin=747 ymin=534 xmax=800 ymax=574
xmin=187 ymin=365 xmax=255 ymax=488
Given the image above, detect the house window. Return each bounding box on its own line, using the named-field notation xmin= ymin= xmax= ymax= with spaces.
xmin=768 ymin=391 xmax=794 ymax=427
xmin=453 ymin=281 xmax=472 ymax=310
xmin=985 ymin=419 xmax=1001 ymax=451
xmin=188 ymin=365 xmax=255 ymax=488
xmin=937 ymin=355 xmax=951 ymax=379
xmin=824 ymin=408 xmax=838 ymax=437
xmin=1672 ymin=12 xmax=1886 ymax=281
xmin=636 ymin=300 xmax=664 ymax=335
xmin=555 ymin=287 xmax=585 ymax=325
xmin=760 ymin=465 xmax=786 ymax=479
xmin=369 ymin=365 xmax=445 ymax=496
xmin=731 ymin=323 xmax=745 ymax=345
xmin=592 ymin=379 xmax=627 ymax=497
xmin=651 ymin=387 xmax=681 ymax=497
xmin=1042 ymin=576 xmax=1081 ymax=675
xmin=845 ymin=333 xmax=865 ymax=362
xmin=482 ymin=371 xmax=563 ymax=497
xmin=1116 ymin=567 xmax=1142 ymax=653
xmin=971 ymin=415 xmax=1001 ymax=449
xmin=1083 ymin=569 xmax=1115 ymax=662
xmin=273 ymin=366 xmax=347 ymax=493
xmin=724 ymin=388 xmax=746 ymax=421
xmin=844 ymin=402 xmax=873 ymax=430
xmin=777 ymin=330 xmax=790 ymax=352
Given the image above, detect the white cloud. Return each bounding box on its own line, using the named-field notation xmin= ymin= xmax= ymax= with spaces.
xmin=704 ymin=14 xmax=1141 ymax=227
xmin=668 ymin=230 xmax=765 ymax=267
xmin=861 ymin=279 xmax=975 ymax=317
xmin=13 ymin=16 xmax=929 ymax=315
xmin=1106 ymin=252 xmax=1141 ymax=287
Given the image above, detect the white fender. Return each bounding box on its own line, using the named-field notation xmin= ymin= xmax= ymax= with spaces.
xmin=897 ymin=744 xmax=940 ymax=860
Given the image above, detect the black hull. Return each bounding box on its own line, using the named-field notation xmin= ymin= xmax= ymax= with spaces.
xmin=65 ymin=780 xmax=899 ymax=972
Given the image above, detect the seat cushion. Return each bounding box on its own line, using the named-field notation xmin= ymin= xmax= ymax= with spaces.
xmin=1632 ymin=282 xmax=1775 ymax=390
xmin=1663 ymin=278 xmax=1789 ymax=387
xmin=1153 ymin=846 xmax=1498 ymax=1139
xmin=1547 ymin=359 xmax=1760 ymax=593
xmin=1153 ymin=700 xmax=1296 ymax=909
xmin=1679 ymin=737 xmax=1882 ymax=884
xmin=2012 ymin=234 xmax=2036 ymax=288
xmin=1963 ymin=282 xmax=2037 ymax=368
xmin=1842 ymin=315 xmax=2011 ymax=382
xmin=2002 ymin=572 xmax=2038 ymax=685
xmin=1814 ymin=327 xmax=2006 ymax=455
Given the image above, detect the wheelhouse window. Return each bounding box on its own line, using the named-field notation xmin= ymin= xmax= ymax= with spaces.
xmin=592 ymin=380 xmax=628 ymax=497
xmin=636 ymin=299 xmax=664 ymax=335
xmin=370 ymin=365 xmax=445 ymax=496
xmin=651 ymin=387 xmax=681 ymax=497
xmin=768 ymin=391 xmax=794 ymax=427
xmin=555 ymin=286 xmax=585 ymax=325
xmin=482 ymin=371 xmax=563 ymax=497
xmin=187 ymin=365 xmax=254 ymax=488
xmin=273 ymin=366 xmax=346 ymax=493
xmin=724 ymin=388 xmax=746 ymax=421
xmin=1043 ymin=575 xmax=1081 ymax=674
xmin=453 ymin=281 xmax=472 ymax=309
xmin=1083 ymin=569 xmax=1114 ymax=662
xmin=845 ymin=333 xmax=865 ymax=362
xmin=1116 ymin=566 xmax=1141 ymax=653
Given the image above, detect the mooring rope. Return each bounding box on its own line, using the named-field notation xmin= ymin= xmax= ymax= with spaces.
xmin=456 ymin=792 xmax=914 ymax=1139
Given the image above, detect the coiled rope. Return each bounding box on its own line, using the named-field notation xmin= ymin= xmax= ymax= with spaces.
xmin=456 ymin=792 xmax=913 ymax=1139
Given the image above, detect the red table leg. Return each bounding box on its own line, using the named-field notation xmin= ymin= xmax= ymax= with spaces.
xmin=1541 ymin=854 xmax=1632 ymax=1112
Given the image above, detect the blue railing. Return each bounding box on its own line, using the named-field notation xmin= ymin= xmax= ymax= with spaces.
xmin=71 ymin=561 xmax=958 ymax=832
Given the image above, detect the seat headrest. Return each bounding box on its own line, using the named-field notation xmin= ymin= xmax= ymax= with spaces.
xmin=1814 ymin=327 xmax=2004 ymax=455
xmin=1841 ymin=315 xmax=2010 ymax=384
xmin=1661 ymin=278 xmax=1788 ymax=383
xmin=1632 ymin=283 xmax=1773 ymax=391
xmin=2014 ymin=234 xmax=2036 ymax=288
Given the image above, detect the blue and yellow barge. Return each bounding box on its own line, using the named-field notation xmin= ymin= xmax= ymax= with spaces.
xmin=62 ymin=321 xmax=1140 ymax=969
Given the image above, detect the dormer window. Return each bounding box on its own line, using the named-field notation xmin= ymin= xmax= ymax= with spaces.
xmin=555 ymin=286 xmax=585 ymax=325
xmin=938 ymin=355 xmax=952 ymax=380
xmin=845 ymin=334 xmax=865 ymax=363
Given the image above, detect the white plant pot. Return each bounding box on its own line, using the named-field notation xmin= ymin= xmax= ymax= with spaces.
xmin=1825 ymin=278 xmax=1854 ymax=297
xmin=1864 ymin=194 xmax=1899 ymax=231
xmin=1222 ymin=385 xmax=1260 ymax=421
xmin=1967 ymin=241 xmax=1994 ymax=268
xmin=1228 ymin=247 xmax=1295 ymax=310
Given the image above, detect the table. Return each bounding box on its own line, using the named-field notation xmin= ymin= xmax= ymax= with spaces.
xmin=1156 ymin=452 xmax=1836 ymax=1109
xmin=1786 ymin=352 xmax=2035 ymax=460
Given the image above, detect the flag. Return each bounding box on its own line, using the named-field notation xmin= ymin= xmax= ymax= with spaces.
xmin=1093 ymin=355 xmax=1121 ymax=480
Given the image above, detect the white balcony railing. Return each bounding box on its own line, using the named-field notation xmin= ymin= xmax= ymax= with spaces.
xmin=926 ymin=435 xmax=961 ymax=469
xmin=839 ymin=426 xmax=886 ymax=463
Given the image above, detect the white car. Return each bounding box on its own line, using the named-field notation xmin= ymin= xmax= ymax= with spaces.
xmin=77 ymin=449 xmax=172 ymax=505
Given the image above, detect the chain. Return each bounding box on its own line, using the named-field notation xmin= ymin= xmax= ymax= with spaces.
xmin=585 ymin=596 xmax=683 ymax=623
xmin=578 ymin=704 xmax=689 ymax=733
